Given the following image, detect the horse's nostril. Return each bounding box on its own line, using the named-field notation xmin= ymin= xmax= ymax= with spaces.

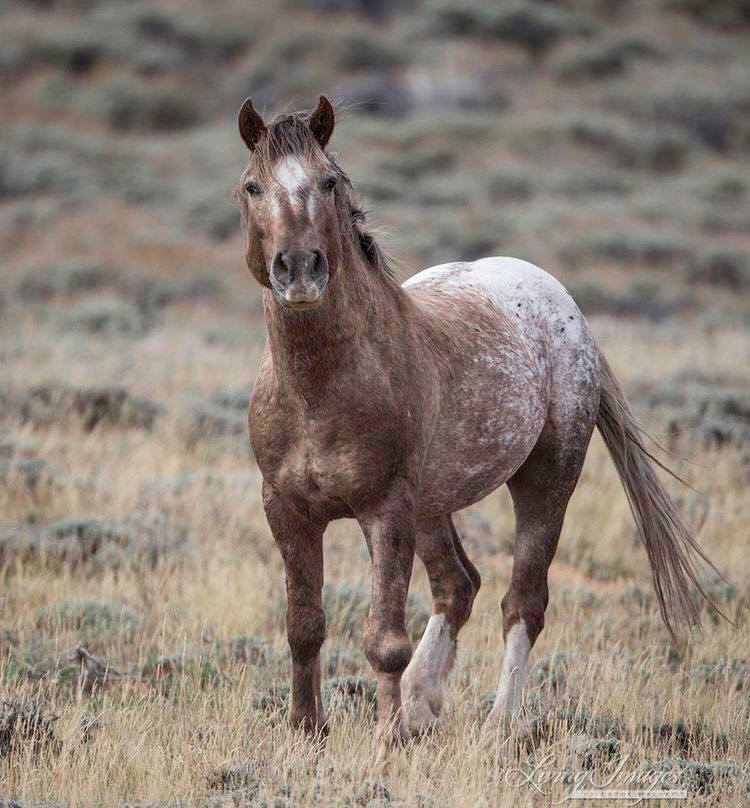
xmin=312 ymin=249 xmax=331 ymax=281
xmin=310 ymin=250 xmax=323 ymax=278
xmin=273 ymin=251 xmax=291 ymax=283
xmin=272 ymin=250 xmax=328 ymax=291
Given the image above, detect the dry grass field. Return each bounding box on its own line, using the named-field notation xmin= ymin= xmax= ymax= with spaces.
xmin=1 ymin=0 xmax=749 ymax=805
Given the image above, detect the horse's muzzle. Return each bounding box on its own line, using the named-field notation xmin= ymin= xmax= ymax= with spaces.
xmin=270 ymin=248 xmax=329 ymax=310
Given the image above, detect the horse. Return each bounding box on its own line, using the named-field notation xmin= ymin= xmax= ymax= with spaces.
xmin=234 ymin=95 xmax=722 ymax=745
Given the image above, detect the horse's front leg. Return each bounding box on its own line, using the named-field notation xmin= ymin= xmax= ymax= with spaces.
xmin=263 ymin=485 xmax=327 ymax=735
xmin=358 ymin=485 xmax=417 ymax=746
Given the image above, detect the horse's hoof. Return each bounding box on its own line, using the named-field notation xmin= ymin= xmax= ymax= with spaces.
xmin=403 ymin=698 xmax=441 ymax=738
xmin=375 ymin=716 xmax=409 ymax=750
xmin=479 ymin=710 xmax=507 ymax=747
xmin=481 ymin=710 xmax=536 ymax=753
xmin=290 ymin=713 xmax=329 ymax=742
xmin=409 ymin=716 xmax=442 ymax=739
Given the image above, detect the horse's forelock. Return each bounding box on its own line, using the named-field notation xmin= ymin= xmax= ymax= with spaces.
xmin=251 ymin=112 xmax=321 ymax=172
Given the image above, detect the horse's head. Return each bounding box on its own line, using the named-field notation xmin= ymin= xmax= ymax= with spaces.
xmin=236 ymin=96 xmax=350 ymax=311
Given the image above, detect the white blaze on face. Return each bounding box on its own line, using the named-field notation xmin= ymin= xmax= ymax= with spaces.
xmin=272 ymin=156 xmax=313 ymax=219
xmin=492 ymin=620 xmax=531 ymax=718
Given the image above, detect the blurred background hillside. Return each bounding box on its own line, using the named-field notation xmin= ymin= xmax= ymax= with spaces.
xmin=3 ymin=0 xmax=749 ymax=303
xmin=2 ymin=0 xmax=749 ymax=445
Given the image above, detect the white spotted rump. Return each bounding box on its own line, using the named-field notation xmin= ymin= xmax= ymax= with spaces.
xmin=404 ymin=256 xmax=600 ymax=516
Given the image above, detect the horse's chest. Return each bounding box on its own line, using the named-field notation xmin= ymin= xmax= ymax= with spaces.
xmin=252 ymin=403 xmax=405 ymax=515
xmin=279 ymin=429 xmax=363 ymax=498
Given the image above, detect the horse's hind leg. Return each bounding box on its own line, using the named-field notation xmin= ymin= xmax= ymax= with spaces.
xmin=402 ymin=514 xmax=480 ymax=735
xmin=484 ymin=412 xmax=595 ymax=733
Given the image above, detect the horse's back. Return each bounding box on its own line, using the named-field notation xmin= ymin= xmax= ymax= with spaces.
xmin=404 ymin=257 xmax=600 ymax=516
xmin=405 ymin=256 xmax=582 ymax=337
xmin=404 ymin=256 xmax=598 ymax=384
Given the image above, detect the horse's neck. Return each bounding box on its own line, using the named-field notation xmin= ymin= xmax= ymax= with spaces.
xmin=265 ymin=253 xmax=407 ymax=394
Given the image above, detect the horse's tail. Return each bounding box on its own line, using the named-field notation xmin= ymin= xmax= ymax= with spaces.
xmin=596 ymin=350 xmax=727 ymax=640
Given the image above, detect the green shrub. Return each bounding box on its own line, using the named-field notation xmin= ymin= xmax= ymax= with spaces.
xmin=688 ymin=249 xmax=750 ymax=290
xmin=26 ymin=31 xmax=104 ymax=74
xmin=643 ymin=756 xmax=744 ymax=796
xmin=131 ymin=9 xmax=250 ymax=63
xmin=223 ymin=635 xmax=273 ymax=666
xmin=355 ymin=170 xmax=406 ymax=202
xmin=414 ymin=173 xmax=472 ymax=207
xmin=324 ymin=644 xmax=364 ymax=676
xmin=141 ymin=649 xmax=226 ymax=694
xmin=2 ymin=637 xmax=77 ymax=687
xmin=554 ymin=170 xmax=634 ymax=197
xmin=20 ymin=383 xmax=163 ymax=432
xmin=132 ymin=274 xmax=224 ymax=310
xmin=63 ymin=298 xmax=148 ymax=336
xmin=178 ymin=399 xmax=247 ymax=449
xmin=638 ymin=373 xmax=750 ymax=448
xmin=335 ymin=33 xmax=405 ymax=72
xmin=0 ymin=699 xmax=58 ymax=759
xmin=668 ymin=0 xmax=750 ymax=28
xmin=0 ymin=147 xmax=84 ymax=199
xmin=207 ymin=761 xmax=258 ymax=793
xmin=0 ymin=515 xmax=186 ymax=571
xmin=554 ymin=38 xmax=662 ymax=82
xmin=530 ymin=650 xmax=578 ymax=691
xmin=324 ymin=675 xmax=377 ymax=716
xmin=569 ymin=116 xmax=692 ymax=172
xmin=36 ymin=600 xmax=140 ymax=643
xmin=82 ymin=79 xmax=204 ymax=133
xmin=17 ymin=260 xmax=113 ymax=300
xmin=486 ymin=169 xmax=535 ymax=202
xmin=252 ymin=682 xmax=290 ymax=714
xmin=695 ymin=658 xmax=748 ymax=692
xmin=186 ymin=190 xmax=239 ymax=242
xmin=427 ymin=0 xmax=596 ymax=53
xmin=384 ymin=145 xmax=457 ymax=181
xmin=560 ymin=231 xmax=692 ymax=269
xmin=0 ymin=458 xmax=62 ymax=497
xmin=652 ymin=93 xmax=742 ymax=152
xmin=701 ymin=175 xmax=746 ymax=206
xmin=288 ymin=0 xmax=403 ymax=18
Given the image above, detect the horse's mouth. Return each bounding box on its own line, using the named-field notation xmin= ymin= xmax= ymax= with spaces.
xmin=282 ymin=298 xmax=324 ymax=311
xmin=270 ymin=285 xmax=325 ymax=311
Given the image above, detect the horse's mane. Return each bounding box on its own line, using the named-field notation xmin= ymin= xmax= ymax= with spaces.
xmin=348 ymin=204 xmax=400 ymax=283
xmin=236 ymin=108 xmax=401 ymax=284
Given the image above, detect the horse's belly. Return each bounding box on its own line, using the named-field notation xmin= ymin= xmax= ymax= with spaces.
xmin=417 ymin=354 xmax=547 ymax=516
xmin=406 ymin=258 xmax=556 ymax=516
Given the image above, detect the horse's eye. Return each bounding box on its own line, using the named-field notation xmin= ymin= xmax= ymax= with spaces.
xmin=245 ymin=181 xmax=261 ymax=197
xmin=322 ymin=176 xmax=337 ymax=193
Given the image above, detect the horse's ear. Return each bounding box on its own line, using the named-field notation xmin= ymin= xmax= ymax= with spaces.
xmin=308 ymin=95 xmax=335 ymax=149
xmin=238 ymin=98 xmax=266 ymax=151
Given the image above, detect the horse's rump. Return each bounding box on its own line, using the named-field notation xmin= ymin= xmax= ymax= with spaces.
xmin=405 ymin=257 xmax=599 ymax=515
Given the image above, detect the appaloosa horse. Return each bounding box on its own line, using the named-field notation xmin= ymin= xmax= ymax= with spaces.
xmin=235 ymin=96 xmax=721 ymax=744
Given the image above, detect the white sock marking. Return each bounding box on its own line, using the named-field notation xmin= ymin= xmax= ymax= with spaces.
xmin=402 ymin=614 xmax=455 ymax=716
xmin=493 ymin=620 xmax=531 ymax=718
